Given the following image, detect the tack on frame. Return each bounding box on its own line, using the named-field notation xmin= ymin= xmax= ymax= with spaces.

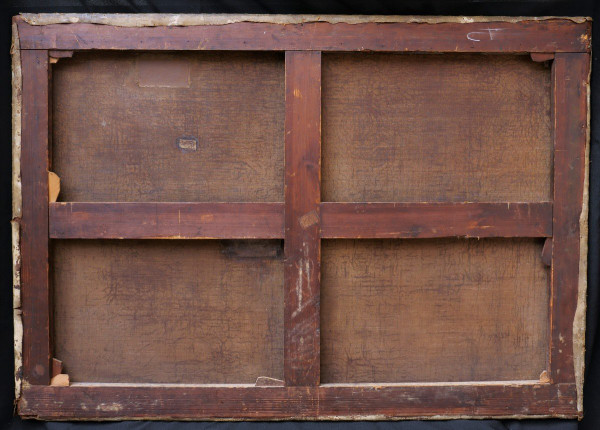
xmin=12 ymin=14 xmax=590 ymax=420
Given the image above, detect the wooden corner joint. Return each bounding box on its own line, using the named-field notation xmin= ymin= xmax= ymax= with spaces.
xmin=530 ymin=53 xmax=555 ymax=63
xmin=48 ymin=171 xmax=60 ymax=203
xmin=50 ymin=358 xmax=69 ymax=387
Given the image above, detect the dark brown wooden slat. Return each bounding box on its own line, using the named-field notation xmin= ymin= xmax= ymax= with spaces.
xmin=20 ymin=50 xmax=51 ymax=385
xmin=49 ymin=202 xmax=284 ymax=239
xmin=550 ymin=53 xmax=589 ymax=383
xmin=320 ymin=202 xmax=553 ymax=238
xmin=18 ymin=383 xmax=579 ymax=420
xmin=15 ymin=18 xmax=590 ymax=52
xmin=284 ymin=51 xmax=321 ymax=386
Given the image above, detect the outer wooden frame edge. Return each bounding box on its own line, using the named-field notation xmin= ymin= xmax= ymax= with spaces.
xmin=12 ymin=15 xmax=589 ymax=421
xmin=20 ymin=49 xmax=51 ymax=386
xmin=14 ymin=16 xmax=591 ymax=53
xmin=18 ymin=383 xmax=579 ymax=420
xmin=550 ymin=52 xmax=590 ymax=413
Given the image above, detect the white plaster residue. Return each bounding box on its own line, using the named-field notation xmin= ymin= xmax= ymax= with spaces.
xmin=97 ymin=403 xmax=124 ymax=412
xmin=574 ymin=59 xmax=592 ymax=413
xmin=11 ymin=21 xmax=23 ymax=402
xmin=19 ymin=14 xmax=590 ymax=27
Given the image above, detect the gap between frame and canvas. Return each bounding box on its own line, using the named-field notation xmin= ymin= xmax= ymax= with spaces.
xmin=10 ymin=15 xmax=591 ymax=418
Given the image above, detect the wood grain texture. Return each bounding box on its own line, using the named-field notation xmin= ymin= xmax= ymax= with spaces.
xmin=551 ymin=53 xmax=589 ymax=383
xmin=16 ymin=18 xmax=590 ymax=52
xmin=322 ymin=54 xmax=553 ymax=202
xmin=52 ymin=240 xmax=283 ymax=383
xmin=50 ymin=202 xmax=551 ymax=240
xmin=15 ymin=15 xmax=589 ymax=420
xmin=320 ymin=202 xmax=552 ymax=238
xmin=20 ymin=50 xmax=51 ymax=385
xmin=52 ymin=51 xmax=284 ymax=202
xmin=49 ymin=202 xmax=284 ymax=239
xmin=284 ymin=51 xmax=321 ymax=386
xmin=321 ymin=239 xmax=549 ymax=383
xmin=18 ymin=383 xmax=579 ymax=420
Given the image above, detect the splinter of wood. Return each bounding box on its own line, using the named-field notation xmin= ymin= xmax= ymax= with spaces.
xmin=542 ymin=237 xmax=553 ymax=267
xmin=51 ymin=358 xmax=63 ymax=378
xmin=49 ymin=50 xmax=74 ymax=63
xmin=48 ymin=172 xmax=60 ymax=203
xmin=531 ymin=53 xmax=555 ymax=62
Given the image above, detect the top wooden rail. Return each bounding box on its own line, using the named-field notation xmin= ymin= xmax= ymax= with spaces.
xmin=15 ymin=16 xmax=590 ymax=53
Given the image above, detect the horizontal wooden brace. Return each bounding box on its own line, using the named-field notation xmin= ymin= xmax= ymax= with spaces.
xmin=50 ymin=202 xmax=552 ymax=240
xmin=15 ymin=18 xmax=590 ymax=53
xmin=19 ymin=382 xmax=579 ymax=420
xmin=320 ymin=202 xmax=553 ymax=238
xmin=49 ymin=202 xmax=285 ymax=239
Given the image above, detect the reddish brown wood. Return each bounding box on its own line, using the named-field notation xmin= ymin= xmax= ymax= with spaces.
xmin=49 ymin=202 xmax=284 ymax=239
xmin=550 ymin=53 xmax=589 ymax=383
xmin=542 ymin=238 xmax=553 ymax=267
xmin=18 ymin=383 xmax=579 ymax=420
xmin=20 ymin=49 xmax=51 ymax=386
xmin=51 ymin=358 xmax=62 ymax=378
xmin=320 ymin=202 xmax=552 ymax=238
xmin=15 ymin=18 xmax=590 ymax=53
xmin=531 ymin=52 xmax=555 ymax=62
xmin=284 ymin=51 xmax=321 ymax=386
xmin=15 ymin=16 xmax=589 ymax=420
xmin=48 ymin=50 xmax=73 ymax=59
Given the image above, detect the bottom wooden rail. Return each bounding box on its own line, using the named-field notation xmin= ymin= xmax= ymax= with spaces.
xmin=19 ymin=382 xmax=579 ymax=420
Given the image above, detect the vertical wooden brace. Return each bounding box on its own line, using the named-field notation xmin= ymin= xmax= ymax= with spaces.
xmin=550 ymin=53 xmax=589 ymax=384
xmin=20 ymin=50 xmax=51 ymax=385
xmin=284 ymin=51 xmax=321 ymax=386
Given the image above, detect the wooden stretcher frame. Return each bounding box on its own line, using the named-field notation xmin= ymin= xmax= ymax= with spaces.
xmin=12 ymin=14 xmax=590 ymax=420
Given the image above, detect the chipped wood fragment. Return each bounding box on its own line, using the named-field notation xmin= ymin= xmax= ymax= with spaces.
xmin=52 ymin=358 xmax=62 ymax=377
xmin=50 ymin=373 xmax=69 ymax=387
xmin=255 ymin=376 xmax=284 ymax=387
xmin=49 ymin=50 xmax=73 ymax=63
xmin=48 ymin=172 xmax=60 ymax=202
xmin=531 ymin=53 xmax=555 ymax=62
xmin=542 ymin=237 xmax=553 ymax=267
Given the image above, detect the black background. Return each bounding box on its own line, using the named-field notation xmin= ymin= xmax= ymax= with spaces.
xmin=0 ymin=1 xmax=598 ymax=429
